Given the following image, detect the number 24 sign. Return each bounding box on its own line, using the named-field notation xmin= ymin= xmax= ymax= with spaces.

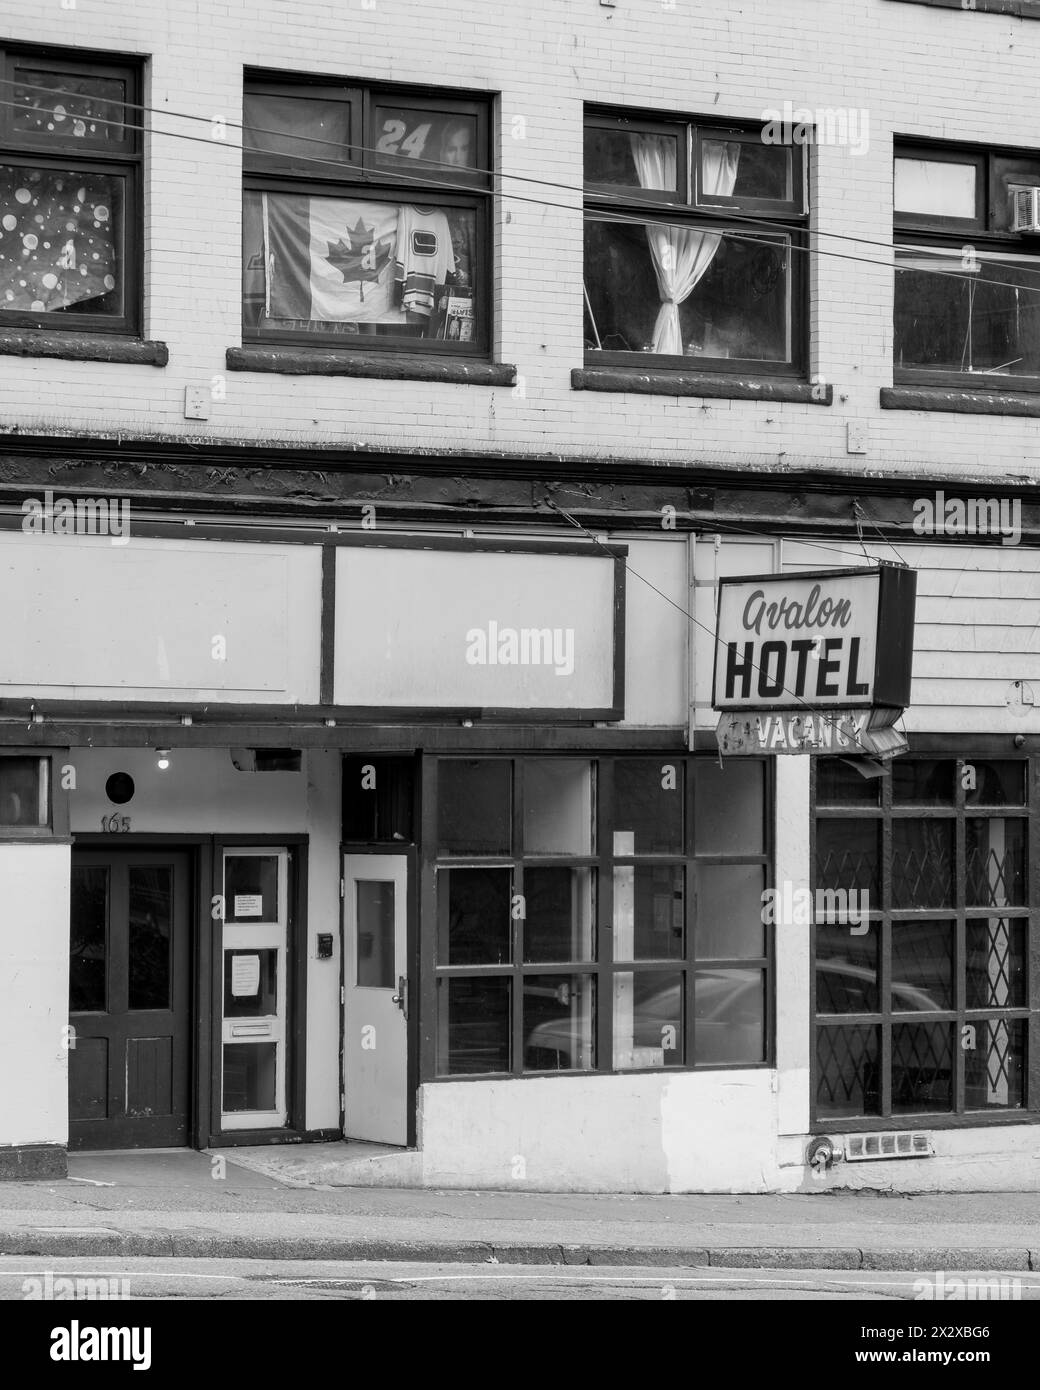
xmin=376 ymin=119 xmax=432 ymax=160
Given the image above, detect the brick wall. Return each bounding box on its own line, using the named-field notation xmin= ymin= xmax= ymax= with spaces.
xmin=0 ymin=0 xmax=1038 ymax=483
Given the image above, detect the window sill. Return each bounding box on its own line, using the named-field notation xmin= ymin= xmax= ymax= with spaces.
xmin=884 ymin=0 xmax=1040 ymax=14
xmin=228 ymin=345 xmax=516 ymax=386
xmin=0 ymin=330 xmax=168 ymax=366
xmin=881 ymin=385 xmax=1040 ymax=416
xmin=572 ymin=367 xmax=831 ymax=404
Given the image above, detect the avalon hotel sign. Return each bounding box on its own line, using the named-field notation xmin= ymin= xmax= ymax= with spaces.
xmin=712 ymin=564 xmax=917 ymax=756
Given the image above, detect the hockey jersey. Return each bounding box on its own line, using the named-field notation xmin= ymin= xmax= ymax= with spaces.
xmin=394 ymin=206 xmax=455 ymax=317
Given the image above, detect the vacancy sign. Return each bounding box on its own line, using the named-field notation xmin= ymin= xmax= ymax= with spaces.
xmin=712 ymin=565 xmax=916 ymax=714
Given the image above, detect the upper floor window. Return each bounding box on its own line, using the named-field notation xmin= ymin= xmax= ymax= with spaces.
xmin=895 ymin=142 xmax=1040 ymax=389
xmin=583 ymin=110 xmax=807 ymax=374
xmin=0 ymin=46 xmax=140 ymax=334
xmin=243 ymin=75 xmax=491 ymax=355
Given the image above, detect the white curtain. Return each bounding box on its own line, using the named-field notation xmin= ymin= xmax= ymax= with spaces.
xmin=629 ymin=135 xmax=740 ymax=355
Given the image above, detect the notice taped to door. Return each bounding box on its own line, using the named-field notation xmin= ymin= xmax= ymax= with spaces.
xmin=231 ymin=954 xmax=261 ymax=997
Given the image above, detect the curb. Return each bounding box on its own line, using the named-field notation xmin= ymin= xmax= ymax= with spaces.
xmin=0 ymin=1231 xmax=1037 ymax=1270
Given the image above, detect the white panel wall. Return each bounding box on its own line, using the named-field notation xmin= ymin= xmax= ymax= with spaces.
xmin=0 ymin=843 xmax=71 ymax=1147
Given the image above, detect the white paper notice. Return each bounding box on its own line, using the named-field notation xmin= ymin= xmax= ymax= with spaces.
xmin=234 ymin=894 xmax=263 ymax=918
xmin=231 ymin=954 xmax=261 ymax=997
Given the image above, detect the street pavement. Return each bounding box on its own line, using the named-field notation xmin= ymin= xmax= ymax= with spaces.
xmin=2 ymin=1255 xmax=1038 ymax=1300
xmin=0 ymin=1150 xmax=1037 ymax=1271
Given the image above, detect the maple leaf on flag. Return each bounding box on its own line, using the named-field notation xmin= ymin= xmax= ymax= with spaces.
xmin=325 ymin=215 xmax=392 ymax=300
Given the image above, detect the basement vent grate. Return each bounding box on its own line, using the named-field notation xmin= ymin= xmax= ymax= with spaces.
xmin=844 ymin=1132 xmax=934 ymax=1161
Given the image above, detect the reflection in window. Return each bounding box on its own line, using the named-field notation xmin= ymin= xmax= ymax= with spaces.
xmin=437 ymin=867 xmax=511 ymax=965
xmin=694 ymin=968 xmax=765 ymax=1065
xmin=437 ymin=759 xmax=511 ymax=855
xmin=128 ymin=866 xmax=172 ymax=1011
xmin=0 ymin=756 xmax=47 ymax=826
xmin=693 ymin=759 xmax=764 ymax=851
xmin=523 ymin=867 xmax=595 ymax=963
xmin=223 ymin=1043 xmax=278 ymax=1112
xmin=815 ymin=924 xmax=879 ymax=1014
xmin=613 ymin=759 xmax=683 ymax=854
xmin=613 ymin=971 xmax=683 ymax=1069
xmin=70 ymin=864 xmax=108 ymax=1013
xmin=891 ymin=921 xmax=953 ymax=1011
xmin=613 ymin=865 xmax=684 ymax=961
xmin=523 ymin=760 xmax=593 ymax=856
xmin=436 ymin=976 xmax=510 ymax=1075
xmin=696 ymin=863 xmax=765 ymax=959
xmin=523 ymin=975 xmax=595 ymax=1071
xmin=243 ymin=92 xmax=353 ymax=165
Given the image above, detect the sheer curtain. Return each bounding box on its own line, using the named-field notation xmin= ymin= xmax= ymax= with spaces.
xmin=629 ymin=135 xmax=740 ymax=355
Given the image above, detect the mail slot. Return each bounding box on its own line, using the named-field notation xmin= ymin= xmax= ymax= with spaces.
xmin=230 ymin=1022 xmax=273 ymax=1038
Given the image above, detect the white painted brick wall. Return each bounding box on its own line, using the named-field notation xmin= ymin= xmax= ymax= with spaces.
xmin=0 ymin=0 xmax=1038 ymax=483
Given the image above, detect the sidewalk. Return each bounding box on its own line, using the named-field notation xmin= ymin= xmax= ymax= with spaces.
xmin=0 ymin=1148 xmax=1037 ymax=1270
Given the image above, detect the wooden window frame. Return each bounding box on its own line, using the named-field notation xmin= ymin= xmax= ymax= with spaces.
xmin=895 ymin=140 xmax=1040 ymax=392
xmin=0 ymin=44 xmax=142 ymax=337
xmin=422 ymin=753 xmax=774 ymax=1081
xmin=583 ymin=108 xmax=809 ymax=378
xmin=242 ymin=71 xmax=493 ymax=360
xmin=811 ymin=755 xmax=1038 ymax=1132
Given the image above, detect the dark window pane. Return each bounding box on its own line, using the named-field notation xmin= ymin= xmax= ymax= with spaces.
xmin=13 ymin=66 xmax=128 ymax=146
xmin=693 ymin=758 xmax=764 ymax=853
xmin=373 ymin=105 xmax=483 ymax=185
xmin=70 ymin=864 xmax=108 ymax=1013
xmin=891 ymin=921 xmax=953 ymax=1011
xmin=523 ymin=974 xmax=595 ymax=1071
xmin=966 ymin=818 xmax=1027 ymax=907
xmin=892 ymin=759 xmax=955 ymax=804
xmin=355 ymin=880 xmax=395 ymax=987
xmin=341 ymin=754 xmax=415 ymax=842
xmin=815 ymin=924 xmax=879 ymax=1014
xmin=963 ymin=760 xmax=1027 ymax=807
xmin=613 ymin=970 xmax=683 ymax=1069
xmin=613 ymin=865 xmax=683 ymax=960
xmin=128 ymin=866 xmax=172 ymax=1011
xmin=225 ymin=855 xmax=279 ymax=922
xmin=891 ymin=1021 xmax=953 ymax=1113
xmin=892 ymin=820 xmax=954 ymax=908
xmin=437 ymin=866 xmax=511 ymax=965
xmin=696 ymin=863 xmax=765 ymax=959
xmin=523 ymin=760 xmax=594 ymax=856
xmin=436 ymin=976 xmax=510 ymax=1075
xmin=964 ymin=1018 xmax=1025 ymax=1110
xmin=816 ymin=1024 xmax=881 ymax=1117
xmin=222 ymin=1043 xmax=277 ymax=1111
xmin=701 ymin=139 xmax=791 ymax=202
xmin=243 ymin=92 xmax=353 ymax=167
xmin=224 ymin=949 xmax=278 ymax=1018
xmin=815 ymin=759 xmax=880 ymax=806
xmin=522 ymin=866 xmax=595 ymax=963
xmin=815 ymin=818 xmax=880 ymax=899
xmin=438 ymin=760 xmax=510 ymax=855
xmin=613 ymin=759 xmax=684 ymax=854
xmin=694 ymin=968 xmax=765 ymax=1064
xmin=248 ymin=192 xmax=482 ymax=349
xmin=584 ymin=125 xmax=680 ymax=190
xmin=0 ymin=167 xmax=123 ymax=317
xmin=967 ymin=918 xmax=1026 ymax=1009
xmin=896 ymin=247 xmax=1040 ymax=381
xmin=0 ymin=756 xmax=45 ymax=825
xmin=584 ymin=216 xmax=790 ymax=362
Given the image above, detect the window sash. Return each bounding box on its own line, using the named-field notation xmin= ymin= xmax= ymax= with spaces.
xmin=0 ymin=48 xmax=140 ymax=156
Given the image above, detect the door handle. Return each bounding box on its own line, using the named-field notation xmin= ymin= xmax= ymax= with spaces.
xmin=391 ymin=975 xmax=408 ymax=1019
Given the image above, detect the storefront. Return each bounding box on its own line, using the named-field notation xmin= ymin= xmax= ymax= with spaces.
xmin=1 ymin=512 xmax=1038 ymax=1192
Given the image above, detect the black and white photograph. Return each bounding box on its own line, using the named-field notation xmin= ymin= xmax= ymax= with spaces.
xmin=0 ymin=0 xmax=1036 ymax=1363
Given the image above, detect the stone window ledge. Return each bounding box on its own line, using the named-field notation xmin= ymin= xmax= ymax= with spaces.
xmin=0 ymin=330 xmax=167 ymax=365
xmin=228 ymin=346 xmax=516 ymax=386
xmin=572 ymin=367 xmax=832 ymax=404
xmin=881 ymin=386 xmax=1040 ymax=417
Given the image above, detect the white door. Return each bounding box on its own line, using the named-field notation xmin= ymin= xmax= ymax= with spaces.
xmin=343 ymin=854 xmax=409 ymax=1145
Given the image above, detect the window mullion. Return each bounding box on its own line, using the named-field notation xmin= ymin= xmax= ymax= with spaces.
xmin=880 ymin=776 xmax=893 ymax=1118
xmin=599 ymin=758 xmax=614 ymax=1073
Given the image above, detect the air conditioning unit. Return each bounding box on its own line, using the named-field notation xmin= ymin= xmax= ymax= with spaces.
xmin=1012 ymin=187 xmax=1040 ymax=234
xmin=844 ymin=1132 xmax=934 ymax=1161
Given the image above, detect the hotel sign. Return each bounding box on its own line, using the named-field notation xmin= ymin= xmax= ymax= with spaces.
xmin=712 ymin=564 xmax=916 ymax=756
xmin=712 ymin=565 xmax=916 ymax=711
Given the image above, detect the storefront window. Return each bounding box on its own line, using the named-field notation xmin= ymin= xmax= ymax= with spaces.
xmin=813 ymin=755 xmax=1033 ymax=1124
xmin=429 ymin=755 xmax=772 ymax=1077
